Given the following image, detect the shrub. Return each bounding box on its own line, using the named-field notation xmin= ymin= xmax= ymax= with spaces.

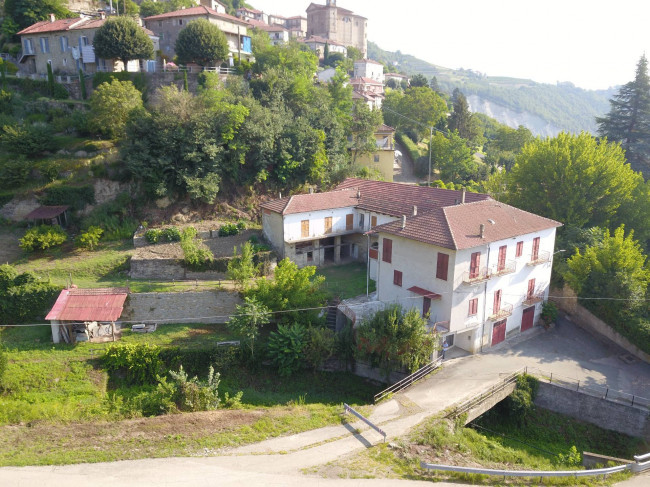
xmin=103 ymin=343 xmax=163 ymax=385
xmin=0 ymin=157 xmax=30 ymax=189
xmin=556 ymin=445 xmax=582 ymax=467
xmin=180 ymin=227 xmax=214 ymax=270
xmin=161 ymin=226 xmax=182 ymax=242
xmin=540 ymin=301 xmax=558 ymax=326
xmin=0 ymin=265 xmax=61 ymax=325
xmin=19 ymin=225 xmax=67 ymax=252
xmin=41 ymin=184 xmax=95 ymax=211
xmin=304 ymin=326 xmax=336 ymax=371
xmin=1 ymin=122 xmax=54 ymax=156
xmin=76 ymin=226 xmax=104 ymax=250
xmin=227 ymin=241 xmax=259 ymax=289
xmin=218 ymin=222 xmax=240 ymax=237
xmin=396 ymin=131 xmax=422 ymax=164
xmin=144 ymin=228 xmax=160 ymax=243
xmin=267 ymin=323 xmax=308 ymax=376
xmin=159 ymin=346 xmax=239 ymax=377
xmin=169 ymin=365 xmax=221 ymax=412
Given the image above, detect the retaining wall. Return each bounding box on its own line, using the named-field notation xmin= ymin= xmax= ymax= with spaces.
xmin=551 ymin=286 xmax=650 ymax=364
xmin=534 ymin=381 xmax=650 ymax=440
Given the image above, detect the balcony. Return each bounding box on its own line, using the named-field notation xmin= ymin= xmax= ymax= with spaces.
xmin=527 ymin=250 xmax=551 ymax=266
xmin=491 ymin=260 xmax=516 ymax=277
xmin=523 ymin=292 xmax=545 ymax=307
xmin=462 ymin=267 xmax=491 ymax=284
xmin=488 ymin=303 xmax=513 ymax=321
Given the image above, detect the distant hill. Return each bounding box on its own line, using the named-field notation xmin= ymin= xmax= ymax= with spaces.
xmin=368 ymin=41 xmax=616 ymax=137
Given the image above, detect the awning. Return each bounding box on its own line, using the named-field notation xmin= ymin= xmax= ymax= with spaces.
xmin=407 ymin=286 xmax=441 ymax=300
xmin=46 ymin=287 xmax=129 ymax=322
xmin=24 ymin=205 xmax=69 ymax=220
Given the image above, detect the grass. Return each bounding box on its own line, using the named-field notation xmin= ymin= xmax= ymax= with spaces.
xmin=317 ymin=262 xmax=375 ymax=299
xmin=0 ymin=323 xmax=378 ymax=466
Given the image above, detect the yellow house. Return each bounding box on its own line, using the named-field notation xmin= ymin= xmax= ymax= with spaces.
xmin=353 ymin=124 xmax=396 ymax=182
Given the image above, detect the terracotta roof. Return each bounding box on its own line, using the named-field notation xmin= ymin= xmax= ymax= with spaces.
xmin=385 ymin=72 xmax=408 ymax=78
xmin=355 ymin=59 xmax=382 ymax=65
xmin=350 ymin=77 xmax=383 ymax=85
xmin=376 ymin=124 xmax=395 ymax=133
xmin=247 ymin=18 xmax=269 ymax=27
xmin=45 ymin=287 xmax=129 ymax=322
xmin=407 ymin=286 xmax=442 ymax=300
xmin=261 ymin=188 xmax=359 ymax=215
xmin=17 ymin=17 xmax=85 ymax=35
xmin=237 ymin=7 xmax=263 ymax=14
xmin=287 ymin=16 xmax=307 ymax=20
xmin=24 ymin=205 xmax=69 ymax=220
xmin=143 ymin=5 xmax=247 ymax=25
xmin=300 ymin=35 xmax=346 ymax=47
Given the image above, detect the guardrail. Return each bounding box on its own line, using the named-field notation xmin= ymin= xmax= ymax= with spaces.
xmin=525 ymin=366 xmax=650 ymax=410
xmin=373 ymin=358 xmax=442 ymax=403
xmin=633 ymin=452 xmax=650 ymax=472
xmin=344 ymin=403 xmax=386 ymax=442
xmin=420 ymin=461 xmax=630 ymax=479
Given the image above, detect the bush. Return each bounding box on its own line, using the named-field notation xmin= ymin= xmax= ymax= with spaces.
xmin=41 ymin=184 xmax=95 ymax=211
xmin=168 ymin=365 xmax=221 ymax=412
xmin=304 ymin=326 xmax=336 ymax=370
xmin=145 ymin=226 xmax=182 ymax=244
xmin=181 ymin=228 xmax=214 ymax=271
xmin=76 ymin=226 xmax=103 ymax=250
xmin=540 ymin=301 xmax=558 ymax=326
xmin=1 ymin=122 xmax=54 ymax=156
xmin=218 ymin=222 xmax=240 ymax=237
xmin=267 ymin=323 xmax=308 ymax=376
xmin=0 ymin=157 xmax=30 ymax=189
xmin=103 ymin=343 xmax=164 ymax=385
xmin=159 ymin=346 xmax=239 ymax=377
xmin=227 ymin=241 xmax=259 ymax=289
xmin=81 ymin=194 xmax=138 ymax=241
xmin=396 ymin=131 xmax=422 ymax=164
xmin=0 ymin=265 xmax=61 ymax=325
xmin=144 ymin=228 xmax=160 ymax=243
xmin=19 ymin=225 xmax=67 ymax=252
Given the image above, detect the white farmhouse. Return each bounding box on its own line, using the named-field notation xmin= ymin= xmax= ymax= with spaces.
xmin=261 ymin=179 xmax=562 ymax=353
xmin=353 ymin=59 xmax=384 ymax=84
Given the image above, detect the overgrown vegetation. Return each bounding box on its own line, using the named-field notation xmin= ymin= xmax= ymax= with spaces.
xmin=0 ymin=264 xmax=61 ymax=325
xmin=19 ymin=225 xmax=67 ymax=252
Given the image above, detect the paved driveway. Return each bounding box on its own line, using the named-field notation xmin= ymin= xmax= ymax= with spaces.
xmin=2 ymin=316 xmax=648 ymax=486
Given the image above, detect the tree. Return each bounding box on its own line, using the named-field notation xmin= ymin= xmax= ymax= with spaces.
xmin=566 ymin=225 xmax=650 ymax=311
xmin=227 ymin=241 xmax=259 ymax=289
xmin=89 ymin=79 xmax=143 ymax=139
xmin=350 ymin=100 xmax=383 ymax=163
xmin=227 ymin=297 xmax=270 ymax=358
xmin=493 ymin=132 xmax=642 ymax=230
xmin=410 ymin=73 xmax=428 ymax=88
xmin=448 ymin=91 xmax=478 ymax=142
xmin=93 ymin=17 xmax=154 ymax=69
xmin=4 ymin=0 xmax=71 ymax=32
xmin=304 ymin=326 xmax=336 ymax=371
xmin=382 ymin=87 xmax=447 ymax=142
xmin=429 ymin=76 xmax=440 ymax=92
xmin=597 ymin=55 xmax=650 ymax=177
xmin=175 ymin=19 xmax=228 ymax=67
xmin=346 ymin=46 xmax=363 ymax=61
xmin=430 ymin=131 xmax=477 ymax=183
xmin=323 ymin=42 xmax=330 ymax=63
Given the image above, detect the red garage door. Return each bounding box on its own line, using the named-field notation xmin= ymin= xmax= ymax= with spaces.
xmin=521 ymin=306 xmax=535 ymax=332
xmin=492 ymin=319 xmax=507 ymax=346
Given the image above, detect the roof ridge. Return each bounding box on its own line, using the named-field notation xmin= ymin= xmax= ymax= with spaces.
xmin=283 ymin=195 xmax=295 ymax=215
xmin=441 ymin=206 xmax=458 ymax=250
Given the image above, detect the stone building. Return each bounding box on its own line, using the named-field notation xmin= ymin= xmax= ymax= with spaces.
xmin=306 ymin=0 xmax=367 ymax=57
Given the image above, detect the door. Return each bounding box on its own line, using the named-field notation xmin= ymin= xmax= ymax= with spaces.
xmin=470 ymin=251 xmax=481 ymax=278
xmin=301 ymin=219 xmax=309 ymax=238
xmin=532 ymin=237 xmax=540 ymax=261
xmin=521 ymin=306 xmax=535 ymax=332
xmin=423 ymin=297 xmax=431 ymax=318
xmin=492 ymin=319 xmax=506 ymax=345
xmin=346 ymin=213 xmax=353 ymax=230
xmin=497 ymin=245 xmax=507 ymax=272
xmin=324 ymin=217 xmax=332 ymax=234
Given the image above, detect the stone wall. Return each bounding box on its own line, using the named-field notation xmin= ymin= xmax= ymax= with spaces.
xmin=551 ymin=286 xmax=650 ymax=364
xmin=534 ymin=381 xmax=650 ymax=440
xmin=122 ymin=290 xmax=241 ymax=324
xmin=129 ymin=257 xmax=227 ymax=280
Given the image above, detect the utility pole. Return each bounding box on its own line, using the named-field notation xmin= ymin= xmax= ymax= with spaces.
xmin=427 ymin=125 xmax=433 ymax=187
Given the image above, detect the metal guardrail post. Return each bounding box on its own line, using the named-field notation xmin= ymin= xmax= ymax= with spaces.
xmin=344 ymin=403 xmax=386 ymax=442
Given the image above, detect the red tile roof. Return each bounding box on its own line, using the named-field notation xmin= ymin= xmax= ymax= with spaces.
xmin=355 ymin=59 xmax=382 ymax=65
xmin=407 ymin=286 xmax=442 ymax=300
xmin=300 ymin=35 xmax=346 ymax=47
xmin=24 ymin=205 xmax=69 ymax=220
xmin=376 ymin=124 xmax=395 ymax=133
xmin=237 ymin=7 xmax=263 ymax=14
xmin=350 ymin=77 xmax=383 ymax=86
xmin=143 ymin=5 xmax=247 ymax=25
xmin=46 ymin=288 xmax=129 ymax=322
xmin=17 ymin=17 xmax=85 ymax=35
xmin=261 ymin=188 xmax=359 ymax=215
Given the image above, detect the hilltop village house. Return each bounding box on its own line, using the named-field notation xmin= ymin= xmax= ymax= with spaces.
xmin=352 ymin=124 xmax=396 ymax=182
xmin=306 ymin=0 xmax=367 ymax=57
xmin=261 ymin=179 xmax=561 ymax=354
xmin=17 ymin=13 xmax=158 ymax=75
xmin=143 ymin=5 xmax=253 ymax=64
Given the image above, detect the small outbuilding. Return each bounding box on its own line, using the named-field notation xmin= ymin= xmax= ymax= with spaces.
xmin=24 ymin=205 xmax=69 ymax=227
xmin=45 ymin=287 xmax=129 ymax=343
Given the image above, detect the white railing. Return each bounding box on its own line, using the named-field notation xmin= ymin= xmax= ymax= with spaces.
xmin=528 ymin=249 xmax=551 ymax=266
xmin=488 ymin=303 xmax=513 ymax=321
xmin=420 ymin=461 xmax=630 ymax=478
xmin=522 ymin=291 xmax=545 ymax=306
xmin=462 ymin=267 xmax=491 ymax=284
xmin=491 ymin=260 xmax=516 ymax=277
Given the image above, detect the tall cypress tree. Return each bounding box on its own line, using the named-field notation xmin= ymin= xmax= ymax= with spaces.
xmin=597 ymin=54 xmax=650 ymax=177
xmin=448 ymin=91 xmax=477 ymax=142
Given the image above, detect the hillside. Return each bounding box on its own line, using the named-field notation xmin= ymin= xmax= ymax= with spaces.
xmin=368 ymin=41 xmax=616 ymax=136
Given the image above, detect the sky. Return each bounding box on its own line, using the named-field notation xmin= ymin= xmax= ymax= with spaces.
xmin=249 ymin=0 xmax=650 ymax=90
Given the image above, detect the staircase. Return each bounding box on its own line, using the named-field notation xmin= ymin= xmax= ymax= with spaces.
xmin=325 ymin=298 xmax=340 ymax=331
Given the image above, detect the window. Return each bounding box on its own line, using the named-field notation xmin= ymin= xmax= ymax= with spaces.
xmin=527 ymin=278 xmax=536 ymax=299
xmin=178 ymin=19 xmax=184 ymax=26
xmin=382 ymin=238 xmax=392 ymax=263
xmin=469 ymin=252 xmax=481 ymax=278
xmin=493 ymin=289 xmax=502 ymax=313
xmin=436 ymin=252 xmax=449 ymax=281
xmin=324 ymin=216 xmax=332 ymax=234
xmin=39 ymin=37 xmax=50 ymax=53
xmin=532 ymin=237 xmax=540 ymax=261
xmin=374 ymin=155 xmax=380 ymax=162
xmin=346 ymin=213 xmax=353 ymax=230
xmin=516 ymin=241 xmax=523 ymax=257
xmin=60 ymin=36 xmax=68 ymax=53
xmin=79 ymin=36 xmax=89 ymax=46
xmin=307 ymin=251 xmax=313 ymax=262
xmin=359 ymin=213 xmax=365 ymax=229
xmin=158 ymin=21 xmax=163 ymax=27
xmin=423 ymin=297 xmax=431 ymax=317
xmin=393 ymin=270 xmax=402 ymax=287
xmin=468 ymin=298 xmax=478 ymax=316
xmin=301 ymin=219 xmax=309 ymax=238
xmin=497 ymin=245 xmax=507 ymax=271
xmin=371 ymin=215 xmax=377 ymax=227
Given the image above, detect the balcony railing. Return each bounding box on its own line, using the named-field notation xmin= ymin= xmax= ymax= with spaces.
xmin=488 ymin=303 xmax=513 ymax=321
xmin=527 ymin=250 xmax=551 ymax=266
xmin=462 ymin=267 xmax=491 ymax=284
xmin=491 ymin=260 xmax=516 ymax=277
xmin=522 ymin=292 xmax=545 ymax=307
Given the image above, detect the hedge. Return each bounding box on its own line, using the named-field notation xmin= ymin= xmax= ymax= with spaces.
xmin=0 ymin=266 xmax=61 ymax=325
xmin=396 ymin=132 xmax=423 ymax=163
xmin=41 ymin=184 xmax=95 ymax=210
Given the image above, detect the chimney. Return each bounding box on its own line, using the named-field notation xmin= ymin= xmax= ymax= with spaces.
xmin=412 ymin=205 xmax=417 ymax=216
xmin=479 ymin=223 xmax=485 ymax=239
xmin=49 ymin=13 xmax=56 ymax=23
xmin=357 ymin=188 xmax=361 ymax=199
xmin=461 ymin=188 xmax=466 ymax=204
xmin=401 ymin=215 xmax=406 ymax=229
xmin=100 ymin=11 xmax=106 ymax=20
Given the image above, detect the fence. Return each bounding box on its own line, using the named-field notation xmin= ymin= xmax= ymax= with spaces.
xmin=525 ymin=366 xmax=650 ymax=410
xmin=374 ymin=359 xmax=442 ymax=403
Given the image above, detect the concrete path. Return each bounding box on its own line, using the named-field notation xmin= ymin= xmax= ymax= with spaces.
xmin=2 ymin=316 xmax=649 ymax=486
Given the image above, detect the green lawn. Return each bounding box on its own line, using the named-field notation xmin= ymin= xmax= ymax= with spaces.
xmin=317 ymin=262 xmax=375 ymax=299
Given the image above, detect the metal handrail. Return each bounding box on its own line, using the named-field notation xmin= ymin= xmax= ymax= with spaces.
xmin=527 ymin=249 xmax=551 ymax=266
xmin=374 ymin=359 xmax=442 ymax=403
xmin=522 ymin=291 xmax=545 ymax=306
xmin=420 ymin=461 xmax=630 ymax=478
xmin=488 ymin=303 xmax=513 ymax=321
xmin=491 ymin=260 xmax=516 ymax=277
xmin=462 ymin=267 xmax=491 ymax=284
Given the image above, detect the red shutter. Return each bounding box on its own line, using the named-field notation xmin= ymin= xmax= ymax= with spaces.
xmin=382 ymin=238 xmax=392 ymax=263
xmin=532 ymin=237 xmax=540 ymax=261
xmin=346 ymin=213 xmax=353 ymax=230
xmin=371 ymin=216 xmax=377 ymax=227
xmin=498 ymin=245 xmax=507 ymax=271
xmin=470 ymin=252 xmax=481 ymax=278
xmin=493 ymin=289 xmax=501 ymax=313
xmin=527 ymin=278 xmax=536 ymax=299
xmin=516 ymin=241 xmax=523 ymax=257
xmin=436 ymin=252 xmax=449 ymax=280
xmin=393 ymin=270 xmax=402 ymax=286
xmin=469 ymin=298 xmax=478 ymax=316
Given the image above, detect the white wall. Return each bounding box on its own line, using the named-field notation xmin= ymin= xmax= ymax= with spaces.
xmin=262 ymin=210 xmax=284 ymax=255
xmin=354 ymin=61 xmax=384 ymax=83
xmin=283 ymin=206 xmax=358 ymax=241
